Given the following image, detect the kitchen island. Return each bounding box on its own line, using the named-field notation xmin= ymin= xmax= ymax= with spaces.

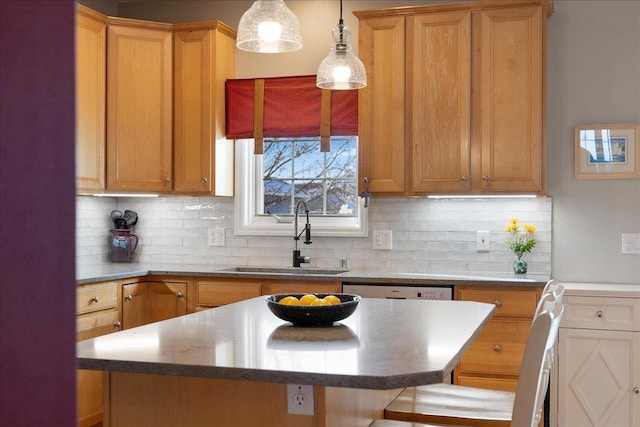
xmin=77 ymin=296 xmax=495 ymax=427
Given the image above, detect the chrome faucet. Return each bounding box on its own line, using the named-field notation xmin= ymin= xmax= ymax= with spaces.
xmin=293 ymin=201 xmax=312 ymax=267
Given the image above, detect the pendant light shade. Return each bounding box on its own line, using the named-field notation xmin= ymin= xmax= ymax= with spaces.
xmin=236 ymin=0 xmax=303 ymax=53
xmin=316 ymin=0 xmax=367 ymax=90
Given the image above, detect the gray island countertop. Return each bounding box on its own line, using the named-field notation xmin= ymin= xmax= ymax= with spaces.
xmin=77 ymin=297 xmax=495 ymax=389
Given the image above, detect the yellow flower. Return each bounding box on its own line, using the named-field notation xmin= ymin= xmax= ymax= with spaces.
xmin=509 ymin=217 xmax=518 ymax=224
xmin=523 ymin=224 xmax=536 ymax=233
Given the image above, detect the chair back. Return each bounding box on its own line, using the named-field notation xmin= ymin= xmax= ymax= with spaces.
xmin=534 ymin=279 xmax=561 ymax=318
xmin=511 ymin=287 xmax=565 ymax=427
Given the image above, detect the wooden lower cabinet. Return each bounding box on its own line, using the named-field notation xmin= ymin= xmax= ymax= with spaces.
xmin=76 ymin=281 xmax=122 ymax=427
xmin=454 ymin=285 xmax=542 ymax=391
xmin=122 ymin=280 xmax=187 ymax=329
xmin=262 ymin=281 xmax=341 ymax=296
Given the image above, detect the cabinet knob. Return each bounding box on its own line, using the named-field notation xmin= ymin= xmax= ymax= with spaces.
xmin=164 ymin=177 xmax=171 ymax=184
xmin=91 ymin=296 xmax=99 ymax=303
xmin=494 ymin=300 xmax=502 ymax=307
xmin=482 ymin=176 xmax=489 ymax=183
xmin=176 ymin=292 xmax=184 ymax=298
xmin=114 ymin=321 xmax=122 ymax=328
xmin=363 ymin=177 xmax=369 ymax=184
xmin=201 ymin=177 xmax=208 ymax=184
xmin=494 ymin=345 xmax=502 ymax=352
xmin=596 ymin=310 xmax=604 ymax=319
xmin=461 ymin=176 xmax=468 ymax=183
xmin=126 ymin=294 xmax=133 ymax=301
xmin=634 ymin=387 xmax=639 ymax=394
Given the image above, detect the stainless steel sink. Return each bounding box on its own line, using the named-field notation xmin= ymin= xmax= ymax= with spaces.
xmin=221 ymin=267 xmax=347 ymax=275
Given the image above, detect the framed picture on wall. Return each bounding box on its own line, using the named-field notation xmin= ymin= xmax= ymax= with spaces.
xmin=574 ymin=123 xmax=640 ymax=179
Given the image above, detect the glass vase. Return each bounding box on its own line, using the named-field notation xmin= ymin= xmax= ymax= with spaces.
xmin=513 ymin=258 xmax=528 ymax=274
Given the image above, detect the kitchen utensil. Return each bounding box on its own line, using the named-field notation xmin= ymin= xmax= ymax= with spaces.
xmin=110 ymin=210 xmax=123 ymax=228
xmin=114 ymin=217 xmax=127 ymax=229
xmin=123 ymin=210 xmax=138 ymax=228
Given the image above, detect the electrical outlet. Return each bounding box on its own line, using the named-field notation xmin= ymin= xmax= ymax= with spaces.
xmin=287 ymin=384 xmax=314 ymax=415
xmin=208 ymin=227 xmax=225 ymax=247
xmin=476 ymin=231 xmax=490 ymax=252
xmin=373 ymin=230 xmax=392 ymax=250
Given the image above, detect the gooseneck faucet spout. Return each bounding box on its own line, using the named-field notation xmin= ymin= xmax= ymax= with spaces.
xmin=293 ymin=201 xmax=312 ymax=267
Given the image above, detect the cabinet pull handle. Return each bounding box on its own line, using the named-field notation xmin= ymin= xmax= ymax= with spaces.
xmin=91 ymin=296 xmax=99 ymax=303
xmin=176 ymin=292 xmax=184 ymax=298
xmin=126 ymin=294 xmax=133 ymax=301
xmin=634 ymin=387 xmax=639 ymax=394
xmin=461 ymin=176 xmax=468 ymax=183
xmin=164 ymin=177 xmax=171 ymax=184
xmin=596 ymin=310 xmax=604 ymax=319
xmin=482 ymin=176 xmax=489 ymax=183
xmin=201 ymin=177 xmax=208 ymax=184
xmin=363 ymin=177 xmax=369 ymax=184
xmin=114 ymin=321 xmax=122 ymax=328
xmin=494 ymin=300 xmax=502 ymax=307
xmin=494 ymin=345 xmax=502 ymax=352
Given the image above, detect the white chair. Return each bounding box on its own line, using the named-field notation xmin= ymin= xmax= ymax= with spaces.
xmin=382 ymin=284 xmax=565 ymax=427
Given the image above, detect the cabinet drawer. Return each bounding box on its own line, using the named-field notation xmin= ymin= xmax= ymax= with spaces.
xmin=562 ymin=296 xmax=639 ymax=331
xmin=456 ymin=375 xmax=517 ymax=392
xmin=77 ymin=283 xmax=118 ymax=314
xmin=77 ymin=310 xmax=120 ymax=334
xmin=458 ymin=287 xmax=538 ymax=318
xmin=197 ymin=281 xmax=262 ymax=307
xmin=458 ymin=320 xmax=531 ymax=376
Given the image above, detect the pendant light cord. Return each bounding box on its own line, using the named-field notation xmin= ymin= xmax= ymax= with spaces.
xmin=338 ymin=0 xmax=344 ymax=44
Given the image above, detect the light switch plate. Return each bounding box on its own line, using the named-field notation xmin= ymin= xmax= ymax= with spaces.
xmin=476 ymin=231 xmax=490 ymax=252
xmin=373 ymin=230 xmax=392 ymax=250
xmin=622 ymin=233 xmax=640 ymax=254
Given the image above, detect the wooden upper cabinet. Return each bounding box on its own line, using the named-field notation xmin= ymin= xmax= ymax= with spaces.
xmin=475 ymin=6 xmax=544 ymax=193
xmin=408 ymin=10 xmax=472 ymax=193
xmin=173 ymin=22 xmax=236 ymax=195
xmin=106 ymin=19 xmax=173 ymax=192
xmin=357 ymin=15 xmax=406 ymax=195
xmin=76 ymin=5 xmax=106 ymax=194
xmin=355 ymin=0 xmax=551 ymax=196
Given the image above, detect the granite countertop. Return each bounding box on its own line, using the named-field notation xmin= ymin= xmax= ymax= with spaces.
xmin=76 ymin=296 xmax=495 ymax=389
xmin=76 ymin=262 xmax=551 ymax=287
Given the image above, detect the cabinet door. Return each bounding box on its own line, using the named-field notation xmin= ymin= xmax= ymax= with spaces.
xmin=474 ymin=6 xmax=544 ymax=193
xmin=106 ymin=23 xmax=173 ymax=192
xmin=408 ymin=10 xmax=471 ymax=193
xmin=558 ymin=328 xmax=638 ymax=427
xmin=196 ymin=279 xmax=262 ymax=308
xmin=75 ymin=5 xmax=106 ymax=193
xmin=173 ymin=24 xmax=235 ymax=195
xmin=358 ymin=15 xmax=406 ymax=194
xmin=122 ymin=283 xmax=146 ymax=329
xmin=145 ymin=282 xmax=187 ymax=323
xmin=123 ymin=282 xmax=187 ymax=328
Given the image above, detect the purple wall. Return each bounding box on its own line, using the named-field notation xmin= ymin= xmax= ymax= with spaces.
xmin=0 ymin=1 xmax=76 ymax=425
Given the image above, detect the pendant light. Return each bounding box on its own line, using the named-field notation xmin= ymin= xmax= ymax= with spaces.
xmin=236 ymin=0 xmax=303 ymax=53
xmin=316 ymin=0 xmax=367 ymax=90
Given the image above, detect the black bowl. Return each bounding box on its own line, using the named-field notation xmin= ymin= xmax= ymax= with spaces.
xmin=266 ymin=293 xmax=361 ymax=326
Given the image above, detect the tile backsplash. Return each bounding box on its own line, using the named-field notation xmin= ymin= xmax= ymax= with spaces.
xmin=76 ymin=195 xmax=552 ymax=275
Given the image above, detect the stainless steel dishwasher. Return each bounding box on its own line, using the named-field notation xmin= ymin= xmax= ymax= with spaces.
xmin=342 ymin=283 xmax=453 ymax=300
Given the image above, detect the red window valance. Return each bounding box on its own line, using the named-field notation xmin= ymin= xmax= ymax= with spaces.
xmin=225 ymin=75 xmax=358 ymax=141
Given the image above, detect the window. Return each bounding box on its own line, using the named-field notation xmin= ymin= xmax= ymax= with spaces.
xmin=234 ymin=138 xmax=367 ymax=237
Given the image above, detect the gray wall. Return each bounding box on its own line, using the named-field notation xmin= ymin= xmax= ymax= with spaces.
xmin=80 ymin=0 xmax=640 ymax=284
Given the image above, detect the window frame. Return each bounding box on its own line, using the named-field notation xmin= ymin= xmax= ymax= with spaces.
xmin=234 ymin=139 xmax=368 ymax=237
